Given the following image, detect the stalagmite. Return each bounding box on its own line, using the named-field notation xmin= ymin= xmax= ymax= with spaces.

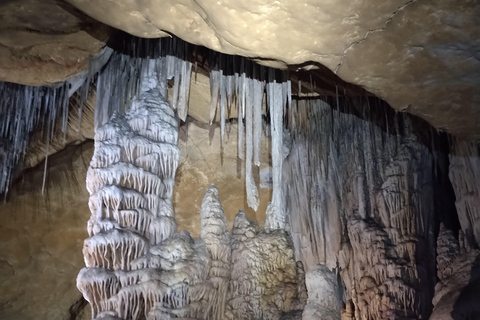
xmin=78 ymin=62 xmax=182 ymax=319
xmin=430 ymin=224 xmax=480 ymax=319
xmin=200 ymin=185 xmax=232 ymax=320
xmin=302 ymin=265 xmax=341 ymax=320
xmin=229 ymin=210 xmax=306 ymax=320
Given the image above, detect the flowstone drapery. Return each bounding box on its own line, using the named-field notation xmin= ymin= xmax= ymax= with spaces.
xmin=449 ymin=140 xmax=480 ymax=248
xmin=283 ymin=99 xmax=437 ymax=319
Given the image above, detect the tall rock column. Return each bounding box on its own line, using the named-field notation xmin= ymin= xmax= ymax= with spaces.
xmin=77 ymin=70 xmax=181 ymax=319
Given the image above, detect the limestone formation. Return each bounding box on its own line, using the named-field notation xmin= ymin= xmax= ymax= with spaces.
xmin=77 ymin=64 xmax=306 ymax=320
xmin=283 ymin=99 xmax=436 ymax=319
xmin=200 ymin=185 xmax=232 ymax=320
xmin=230 ymin=210 xmax=307 ymax=320
xmin=0 ymin=0 xmax=110 ymax=86
xmin=78 ymin=67 xmax=183 ymax=319
xmin=0 ymin=4 xmax=479 ymax=315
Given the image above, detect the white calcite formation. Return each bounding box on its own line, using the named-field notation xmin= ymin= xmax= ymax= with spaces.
xmin=283 ymin=99 xmax=436 ymax=319
xmin=230 ymin=210 xmax=307 ymax=320
xmin=78 ymin=68 xmax=186 ymax=318
xmin=449 ymin=140 xmax=480 ymax=248
xmin=94 ymin=52 xmax=192 ymax=128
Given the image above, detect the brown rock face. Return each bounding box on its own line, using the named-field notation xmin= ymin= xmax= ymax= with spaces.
xmin=66 ymin=0 xmax=480 ymax=139
xmin=0 ymin=142 xmax=93 ymax=320
xmin=0 ymin=0 xmax=109 ymax=86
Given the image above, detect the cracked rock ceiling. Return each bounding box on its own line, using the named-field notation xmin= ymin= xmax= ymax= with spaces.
xmin=1 ymin=0 xmax=479 ymax=139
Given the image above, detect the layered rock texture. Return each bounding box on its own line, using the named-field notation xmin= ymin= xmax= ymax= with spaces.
xmin=0 ymin=141 xmax=93 ymax=320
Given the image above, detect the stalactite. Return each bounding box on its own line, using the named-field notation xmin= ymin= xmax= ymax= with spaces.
xmin=207 ymin=55 xmax=290 ymax=227
xmin=264 ymin=72 xmax=289 ymax=231
xmin=94 ymin=52 xmax=192 ymax=128
xmin=0 ymin=82 xmax=71 ymax=196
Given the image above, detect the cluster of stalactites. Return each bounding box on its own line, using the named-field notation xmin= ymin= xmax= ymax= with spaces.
xmin=0 ymin=82 xmax=72 ymax=196
xmin=209 ymin=58 xmax=291 ymax=231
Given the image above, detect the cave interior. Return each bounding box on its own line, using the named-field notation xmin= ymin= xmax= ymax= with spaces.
xmin=0 ymin=1 xmax=479 ymax=320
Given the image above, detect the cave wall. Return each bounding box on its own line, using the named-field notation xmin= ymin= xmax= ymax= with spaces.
xmin=0 ymin=142 xmax=92 ymax=320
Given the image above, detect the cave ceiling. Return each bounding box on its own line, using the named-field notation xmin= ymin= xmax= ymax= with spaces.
xmin=1 ymin=0 xmax=479 ymax=140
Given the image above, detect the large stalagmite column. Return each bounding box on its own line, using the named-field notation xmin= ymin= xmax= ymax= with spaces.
xmin=77 ymin=67 xmax=180 ymax=319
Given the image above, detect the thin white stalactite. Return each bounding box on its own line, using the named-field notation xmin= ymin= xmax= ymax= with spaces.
xmin=209 ymin=69 xmax=221 ymax=124
xmin=245 ymin=78 xmax=260 ymax=211
xmin=253 ymin=79 xmax=264 ymax=166
xmin=265 ymin=78 xmax=289 ymax=231
xmin=0 ymin=82 xmax=70 ymax=196
xmin=220 ymin=71 xmax=226 ymax=146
